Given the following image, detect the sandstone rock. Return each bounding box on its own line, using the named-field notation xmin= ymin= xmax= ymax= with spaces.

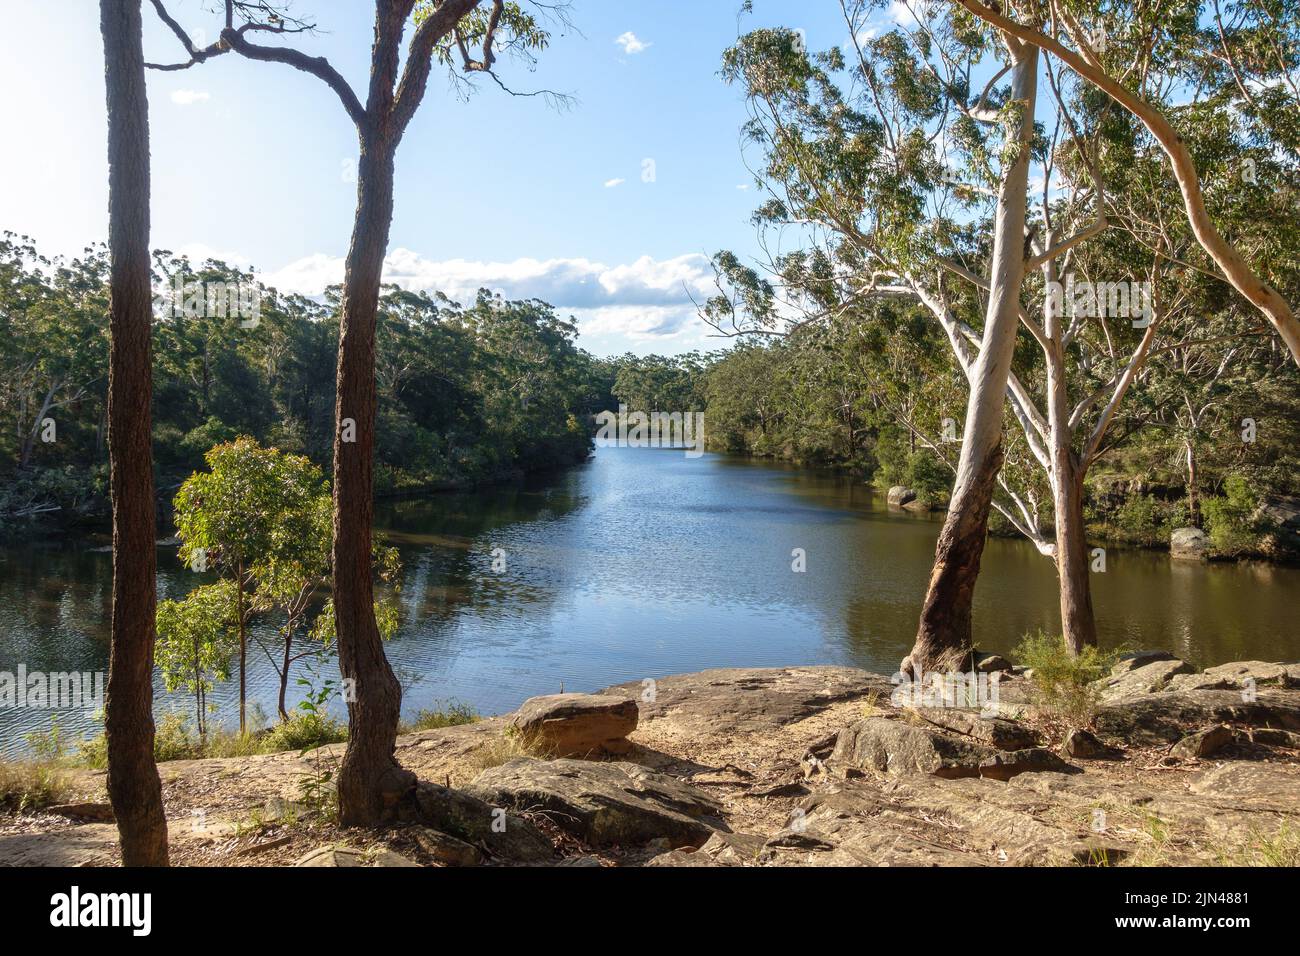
xmin=295 ymin=846 xmax=365 ymax=867
xmin=910 ymin=707 xmax=1038 ymax=750
xmin=411 ymin=781 xmax=554 ymax=863
xmin=833 ymin=717 xmax=994 ymax=778
xmin=1111 ymin=650 xmax=1179 ymax=675
xmin=901 ymin=497 xmax=932 ymax=513
xmin=1064 ymin=728 xmax=1107 ymax=758
xmin=887 ymin=486 xmax=917 ymax=507
xmin=1170 ymin=725 xmax=1235 ymax=759
xmin=977 ymin=747 xmax=1073 ymax=781
xmin=1251 ymin=728 xmax=1300 ymax=749
xmin=1094 ymin=690 xmax=1300 ymax=746
xmin=1170 ymin=526 xmax=1210 ymax=558
xmin=510 ymin=692 xmax=638 ymax=757
xmin=1100 ymin=658 xmax=1195 ymax=701
xmin=372 ymin=848 xmax=422 ymax=867
xmin=412 ymin=827 xmax=482 ymax=867
xmin=974 ymin=653 xmax=1014 ymax=674
xmin=1200 ymin=660 xmax=1299 ymax=689
xmin=468 ymin=758 xmax=724 ymax=848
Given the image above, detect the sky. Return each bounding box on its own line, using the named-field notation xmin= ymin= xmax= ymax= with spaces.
xmin=0 ymin=0 xmax=908 ymax=357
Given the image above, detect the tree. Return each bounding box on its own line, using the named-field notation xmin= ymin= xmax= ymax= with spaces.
xmin=148 ymin=0 xmax=562 ymax=825
xmin=954 ymin=0 xmax=1300 ymax=366
xmin=173 ymin=437 xmax=320 ymax=732
xmin=100 ymin=0 xmax=169 ymax=867
xmin=156 ymin=582 xmax=240 ymax=738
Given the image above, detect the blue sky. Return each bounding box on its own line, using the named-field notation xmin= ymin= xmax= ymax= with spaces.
xmin=0 ymin=0 xmax=903 ymax=355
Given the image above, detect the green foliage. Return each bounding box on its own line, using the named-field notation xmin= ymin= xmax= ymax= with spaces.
xmin=1013 ymin=631 xmax=1123 ymax=730
xmin=401 ymin=701 xmax=480 ymax=733
xmin=156 ymin=581 xmax=240 ymax=736
xmin=1203 ymin=474 xmax=1263 ymax=556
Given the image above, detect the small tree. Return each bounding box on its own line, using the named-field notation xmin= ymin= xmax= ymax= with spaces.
xmin=173 ymin=437 xmax=326 ymax=732
xmin=156 ymin=582 xmax=240 ymax=738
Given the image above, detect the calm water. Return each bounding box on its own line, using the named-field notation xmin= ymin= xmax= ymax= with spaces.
xmin=1 ymin=446 xmax=1297 ymax=756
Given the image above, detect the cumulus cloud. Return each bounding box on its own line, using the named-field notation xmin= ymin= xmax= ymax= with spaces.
xmin=259 ymin=249 xmax=716 ymax=342
xmin=170 ymin=89 xmax=211 ymax=105
xmin=615 ymin=31 xmax=651 ymax=55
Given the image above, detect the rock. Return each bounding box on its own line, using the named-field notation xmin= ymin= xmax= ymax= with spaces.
xmin=977 ymin=747 xmax=1074 ymax=781
xmin=1170 ymin=725 xmax=1235 ymax=759
xmin=411 ymin=782 xmax=554 ymax=863
xmin=1200 ymin=660 xmax=1299 ymax=690
xmin=974 ymin=653 xmax=1013 ymax=674
xmin=295 ymin=846 xmax=365 ymax=867
xmin=372 ymin=849 xmax=422 ymax=867
xmin=1111 ymin=650 xmax=1179 ymax=674
xmin=1251 ymin=728 xmax=1300 ymax=749
xmin=1170 ymin=526 xmax=1210 ymax=559
xmin=886 ymin=486 xmax=917 ymax=507
xmin=412 ymin=827 xmax=482 ymax=867
xmin=901 ymin=497 xmax=932 ymax=513
xmin=1094 ymin=690 xmax=1300 ymax=746
xmin=833 ymin=717 xmax=994 ymax=778
xmin=909 ymin=707 xmax=1038 ymax=750
xmin=556 ymin=855 xmax=603 ymax=867
xmin=1100 ymin=658 xmax=1195 ymax=701
xmin=468 ymin=758 xmax=724 ymax=849
xmin=510 ymin=692 xmax=638 ymax=757
xmin=44 ymin=803 xmax=115 ymax=823
xmin=1064 ymin=728 xmax=1107 ymax=758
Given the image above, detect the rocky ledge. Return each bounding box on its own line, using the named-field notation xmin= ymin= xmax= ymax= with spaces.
xmin=3 ymin=659 xmax=1298 ymax=867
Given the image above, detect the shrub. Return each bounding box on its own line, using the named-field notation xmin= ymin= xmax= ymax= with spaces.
xmin=1013 ymin=631 xmax=1122 ymax=730
xmin=263 ymin=712 xmax=346 ymax=753
xmin=401 ymin=701 xmax=479 ymax=733
xmin=0 ymin=760 xmax=68 ymax=813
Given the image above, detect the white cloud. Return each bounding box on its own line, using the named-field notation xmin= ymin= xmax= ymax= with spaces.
xmin=259 ymin=249 xmax=717 ymax=342
xmin=604 ymin=177 xmax=626 ymax=188
xmin=736 ymin=184 xmax=750 ymax=190
xmin=170 ymin=89 xmax=210 ymax=106
xmin=615 ymin=31 xmax=651 ymax=55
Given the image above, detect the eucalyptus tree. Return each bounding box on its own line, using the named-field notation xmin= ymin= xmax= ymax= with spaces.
xmin=953 ymin=0 xmax=1300 ymax=366
xmin=148 ymin=0 xmax=563 ymax=825
xmin=713 ymin=2 xmax=1069 ymax=671
xmin=99 ymin=0 xmax=168 ymax=867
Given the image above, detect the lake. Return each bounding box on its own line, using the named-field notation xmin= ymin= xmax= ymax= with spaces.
xmin=1 ymin=445 xmax=1297 ymax=756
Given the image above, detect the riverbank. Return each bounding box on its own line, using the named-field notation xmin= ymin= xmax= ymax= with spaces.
xmin=4 ymin=657 xmax=1297 ymax=867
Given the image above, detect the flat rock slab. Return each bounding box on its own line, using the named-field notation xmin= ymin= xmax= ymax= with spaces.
xmin=1094 ymin=690 xmax=1300 ymax=746
xmin=294 ymin=846 xmax=419 ymax=867
xmin=1101 ymin=658 xmax=1195 ymax=702
xmin=910 ymin=708 xmax=1039 ymax=751
xmin=603 ymin=666 xmax=893 ymax=739
xmin=511 ymin=693 xmax=638 ymax=757
xmin=468 ymin=758 xmax=725 ymax=849
xmin=410 ymin=782 xmax=555 ymax=863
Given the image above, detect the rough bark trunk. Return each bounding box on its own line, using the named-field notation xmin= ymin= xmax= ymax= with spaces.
xmin=1054 ymin=458 xmax=1098 ymax=655
xmin=100 ymin=0 xmax=169 ymax=867
xmin=903 ymin=44 xmax=1038 ymax=676
xmin=333 ymin=138 xmax=415 ymax=827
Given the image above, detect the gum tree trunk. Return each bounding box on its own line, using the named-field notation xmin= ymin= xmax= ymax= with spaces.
xmin=333 ymin=137 xmax=415 ymax=826
xmin=904 ymin=44 xmax=1038 ymax=676
xmin=100 ymin=0 xmax=169 ymax=867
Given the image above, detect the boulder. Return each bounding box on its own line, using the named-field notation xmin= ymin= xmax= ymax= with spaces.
xmin=1111 ymin=650 xmax=1179 ymax=674
xmin=1170 ymin=527 xmax=1210 ymax=559
xmin=901 ymin=497 xmax=933 ymax=513
xmin=468 ymin=758 xmax=725 ymax=849
xmin=886 ymin=486 xmax=917 ymax=508
xmin=831 ymin=717 xmax=1067 ymax=781
xmin=1100 ymin=658 xmax=1195 ymax=701
xmin=412 ymin=827 xmax=482 ymax=867
xmin=973 ymin=653 xmax=1014 ymax=674
xmin=411 ymin=781 xmax=554 ymax=863
xmin=1170 ymin=725 xmax=1235 ymax=759
xmin=1251 ymin=728 xmax=1300 ymax=749
xmin=295 ymin=846 xmax=365 ymax=867
xmin=1199 ymin=660 xmax=1299 ymax=690
xmin=1064 ymin=728 xmax=1108 ymax=759
xmin=909 ymin=707 xmax=1038 ymax=751
xmin=510 ymin=692 xmax=638 ymax=757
